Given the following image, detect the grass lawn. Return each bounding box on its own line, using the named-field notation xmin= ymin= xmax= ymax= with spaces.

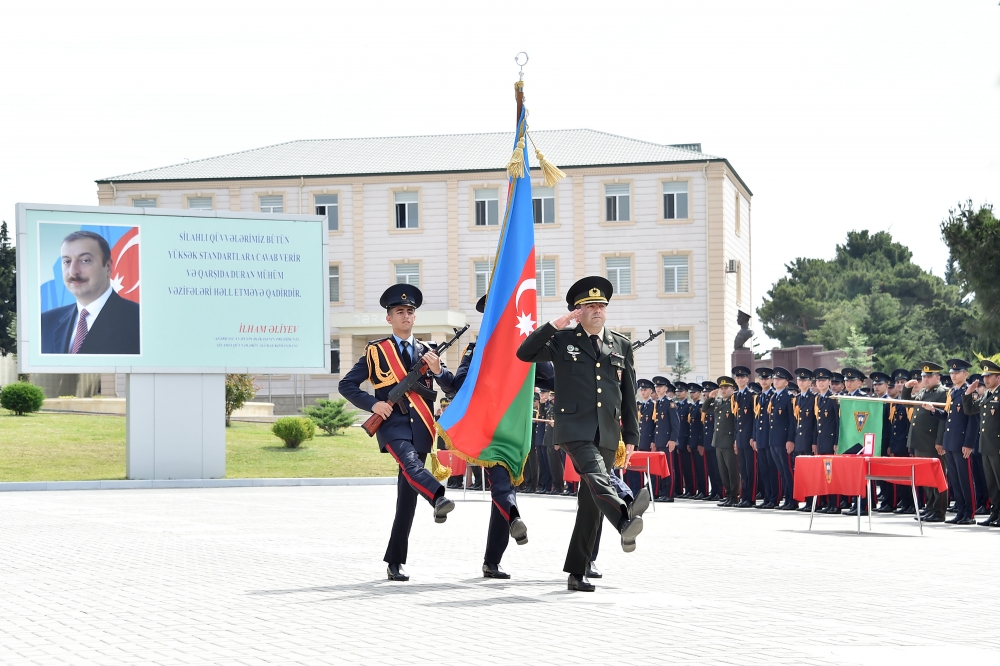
xmin=0 ymin=412 xmax=397 ymax=482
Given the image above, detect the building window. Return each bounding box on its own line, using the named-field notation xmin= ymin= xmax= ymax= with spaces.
xmin=735 ymin=192 xmax=741 ymax=235
xmin=328 ymin=265 xmax=340 ymax=302
xmin=663 ymin=182 xmax=688 ymax=219
xmin=605 ymin=256 xmax=632 ymax=295
xmin=532 ymin=186 xmax=555 ymax=224
xmin=394 ymin=191 xmax=419 ymax=229
xmin=535 ymin=258 xmax=556 ymax=297
xmin=260 ymin=195 xmax=284 ymax=213
xmin=316 ymin=194 xmax=339 ymax=231
xmin=665 ymin=331 xmax=690 ymax=365
xmin=395 ymin=262 xmax=420 ymax=287
xmin=330 ymin=338 xmax=340 ymax=374
xmin=188 ymin=197 xmax=212 ymax=210
xmin=605 ymin=184 xmax=630 ymax=222
xmin=662 ymin=255 xmax=690 ymax=294
xmin=474 ymin=188 xmax=499 ymax=226
xmin=473 ymin=260 xmax=493 ymax=299
xmin=132 ymin=198 xmax=156 ymax=208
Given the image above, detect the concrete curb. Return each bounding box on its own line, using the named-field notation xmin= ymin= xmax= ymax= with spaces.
xmin=0 ymin=477 xmax=397 ymax=492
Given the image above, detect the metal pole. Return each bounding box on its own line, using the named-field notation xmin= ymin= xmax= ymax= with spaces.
xmin=857 ymin=495 xmax=862 ymax=534
xmin=809 ymin=495 xmax=817 ymax=531
xmin=911 ymin=466 xmax=923 ymax=536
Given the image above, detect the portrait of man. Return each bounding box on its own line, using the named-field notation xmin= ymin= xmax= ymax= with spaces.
xmin=40 ymin=229 xmax=141 ymax=355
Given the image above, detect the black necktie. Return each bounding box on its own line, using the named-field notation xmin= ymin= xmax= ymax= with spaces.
xmin=400 ymin=340 xmax=412 ymax=369
xmin=590 ymin=334 xmax=601 ymax=357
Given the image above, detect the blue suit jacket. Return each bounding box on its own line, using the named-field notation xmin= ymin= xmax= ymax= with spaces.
xmin=735 ymin=389 xmax=755 ymax=447
xmin=934 ymin=385 xmax=977 ymax=452
xmin=638 ymin=400 xmax=656 ymax=450
xmin=793 ymin=390 xmax=816 ymax=452
xmin=653 ymin=396 xmax=679 ymax=449
xmin=768 ymin=389 xmax=794 ymax=448
xmin=40 ymin=290 xmax=140 ymax=355
xmin=675 ymin=400 xmax=691 ymax=449
xmin=339 ymin=337 xmax=455 ymax=453
xmin=888 ymin=400 xmax=911 ymax=455
xmin=754 ymin=390 xmax=773 ymax=449
xmin=814 ymin=390 xmax=839 ymax=454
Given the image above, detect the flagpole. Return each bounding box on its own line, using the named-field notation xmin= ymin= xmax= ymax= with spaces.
xmin=831 ymin=395 xmax=947 ymax=408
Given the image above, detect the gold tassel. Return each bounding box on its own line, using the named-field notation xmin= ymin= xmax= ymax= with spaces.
xmin=614 ymin=440 xmax=627 ymax=468
xmin=507 ymin=138 xmax=526 ymax=179
xmin=535 ymin=150 xmax=566 ymax=187
xmin=428 ymin=451 xmax=452 ymax=481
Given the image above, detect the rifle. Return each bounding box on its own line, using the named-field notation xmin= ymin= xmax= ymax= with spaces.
xmin=361 ymin=324 xmax=470 ymax=437
xmin=632 ymin=328 xmax=664 ymax=351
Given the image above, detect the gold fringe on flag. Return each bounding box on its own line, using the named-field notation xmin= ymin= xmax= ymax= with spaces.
xmin=428 ymin=451 xmax=452 ymax=481
xmin=535 ymin=150 xmax=566 ymax=187
xmin=506 ymin=138 xmax=527 ymax=179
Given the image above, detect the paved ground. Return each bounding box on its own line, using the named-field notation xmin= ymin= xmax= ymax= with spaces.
xmin=2 ymin=486 xmax=998 ymax=666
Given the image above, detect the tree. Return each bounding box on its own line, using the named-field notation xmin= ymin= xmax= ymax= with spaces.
xmin=303 ymin=398 xmax=358 ymax=435
xmin=0 ymin=221 xmax=15 ymax=357
xmin=836 ymin=326 xmax=872 ymax=373
xmin=940 ymin=201 xmax=1000 ymax=349
xmin=671 ymin=353 xmax=691 ymax=384
xmin=758 ymin=230 xmax=974 ymax=371
xmin=225 ymin=374 xmax=258 ymax=427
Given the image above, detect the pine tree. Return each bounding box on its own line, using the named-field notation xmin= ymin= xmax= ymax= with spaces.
xmin=837 ymin=326 xmax=872 ymax=373
xmin=672 ymin=353 xmax=692 ymax=384
xmin=0 ymin=221 xmax=16 ymax=357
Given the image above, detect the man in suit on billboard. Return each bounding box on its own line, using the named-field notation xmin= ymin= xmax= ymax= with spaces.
xmin=41 ymin=231 xmax=140 ymax=355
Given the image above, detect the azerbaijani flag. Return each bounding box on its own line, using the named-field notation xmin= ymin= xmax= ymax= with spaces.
xmin=436 ymin=107 xmax=536 ymax=482
xmin=837 ymin=396 xmax=884 ymax=456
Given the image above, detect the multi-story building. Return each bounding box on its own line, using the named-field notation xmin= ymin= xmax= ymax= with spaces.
xmin=96 ymin=130 xmax=752 ymax=411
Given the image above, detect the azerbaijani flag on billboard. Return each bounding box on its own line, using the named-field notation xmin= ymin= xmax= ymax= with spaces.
xmin=837 ymin=396 xmax=884 ymax=456
xmin=436 ymin=106 xmax=536 ymax=482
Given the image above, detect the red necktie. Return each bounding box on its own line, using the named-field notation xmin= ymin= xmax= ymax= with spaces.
xmin=70 ymin=309 xmax=90 ymax=354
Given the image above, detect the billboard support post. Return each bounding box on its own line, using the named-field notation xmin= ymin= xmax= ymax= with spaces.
xmin=125 ymin=373 xmax=226 ymax=479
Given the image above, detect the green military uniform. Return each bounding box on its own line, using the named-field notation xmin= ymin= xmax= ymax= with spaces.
xmin=516 ymin=276 xmax=641 ymax=583
xmin=902 ymin=362 xmax=948 ymax=519
xmin=709 ymin=376 xmax=739 ymax=503
xmin=963 ymin=359 xmax=1000 ymax=526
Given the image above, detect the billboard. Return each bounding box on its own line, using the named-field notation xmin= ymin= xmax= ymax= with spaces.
xmin=16 ymin=204 xmax=329 ymax=373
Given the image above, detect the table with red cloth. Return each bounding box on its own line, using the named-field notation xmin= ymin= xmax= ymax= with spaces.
xmin=561 ymin=450 xmax=669 ymax=485
xmin=793 ymin=455 xmax=947 ymax=502
xmin=435 ymin=450 xmax=467 ymax=477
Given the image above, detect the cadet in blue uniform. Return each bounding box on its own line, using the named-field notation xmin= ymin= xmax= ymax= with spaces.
xmin=813 ymin=368 xmax=840 ymax=512
xmin=888 ymin=369 xmax=915 ymax=513
xmin=674 ymin=384 xmax=694 ymax=497
xmin=868 ymin=372 xmax=896 ymax=511
xmin=768 ymin=367 xmax=797 ymax=510
xmin=753 ymin=368 xmax=777 ymax=509
xmin=629 ymin=379 xmax=656 ymax=494
xmin=967 ymin=373 xmax=988 ymax=515
xmin=932 ymin=359 xmax=978 ymax=525
xmin=688 ymin=383 xmax=708 ymax=499
xmin=732 ymin=366 xmax=756 ymax=508
xmin=840 ymin=368 xmax=871 ymax=516
xmin=701 ymin=381 xmax=723 ymax=501
xmin=793 ymin=368 xmax=817 ymax=512
xmin=652 ymin=376 xmax=679 ymax=501
xmin=338 ymin=284 xmax=457 ymax=582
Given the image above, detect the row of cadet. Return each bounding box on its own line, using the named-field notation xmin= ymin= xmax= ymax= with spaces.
xmin=496 ymin=358 xmax=1000 ymax=528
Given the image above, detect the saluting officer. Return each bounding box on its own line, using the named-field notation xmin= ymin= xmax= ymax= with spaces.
xmin=701 ymin=381 xmax=723 ymax=501
xmin=793 ymin=368 xmax=817 ymax=512
xmin=516 ymin=276 xmax=647 ymax=592
xmin=903 ymin=362 xmax=948 ymax=522
xmin=652 ymin=376 xmax=679 ymax=502
xmin=768 ymin=367 xmax=797 ymax=510
xmin=338 ymin=285 xmax=457 ymax=582
xmin=732 ymin=367 xmax=756 ymax=508
xmin=964 ymin=359 xmax=1000 ymax=526
xmin=931 ymin=359 xmax=978 ymax=525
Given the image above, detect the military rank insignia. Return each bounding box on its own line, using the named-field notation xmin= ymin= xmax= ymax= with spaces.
xmin=854 ymin=411 xmax=869 ymax=433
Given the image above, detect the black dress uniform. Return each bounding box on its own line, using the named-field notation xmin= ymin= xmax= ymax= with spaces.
xmin=963 ymin=360 xmax=1000 ymax=526
xmin=338 ymin=285 xmax=457 ymax=581
xmin=812 ymin=368 xmax=840 ymax=512
xmin=902 ymin=363 xmax=948 ymax=521
xmin=888 ymin=369 xmax=915 ymax=512
xmin=792 ymin=368 xmax=816 ymax=511
xmin=701 ymin=381 xmax=723 ymax=500
xmin=732 ymin=366 xmax=756 ymax=507
xmin=652 ymin=377 xmax=680 ymax=500
xmin=767 ymin=367 xmax=797 ymax=510
xmin=689 ymin=384 xmax=708 ymax=499
xmin=753 ymin=369 xmax=778 ymax=508
xmin=674 ymin=388 xmax=694 ymax=497
xmin=933 ymin=359 xmax=978 ymax=524
xmin=629 ymin=379 xmax=656 ymax=494
xmin=516 ymin=276 xmax=645 ymax=590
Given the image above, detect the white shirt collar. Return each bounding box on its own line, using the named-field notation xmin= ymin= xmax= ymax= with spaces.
xmin=77 ymin=285 xmax=114 ymax=320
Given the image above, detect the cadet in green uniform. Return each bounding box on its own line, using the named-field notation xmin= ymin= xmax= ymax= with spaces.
xmin=964 ymin=359 xmax=1000 ymax=526
xmin=710 ymin=376 xmax=740 ymax=505
xmin=517 ymin=276 xmax=647 ymax=592
xmin=903 ymin=362 xmax=948 ymax=522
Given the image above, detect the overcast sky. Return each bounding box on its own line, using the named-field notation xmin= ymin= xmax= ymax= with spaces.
xmin=2 ymin=0 xmax=997 ymax=348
